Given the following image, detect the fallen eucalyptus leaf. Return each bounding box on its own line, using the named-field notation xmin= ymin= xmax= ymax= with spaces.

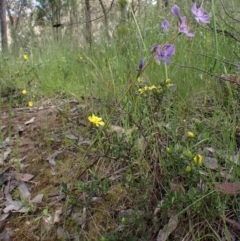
xmin=203 ymin=156 xmax=218 ymax=170
xmin=57 ymin=226 xmax=70 ymax=240
xmin=0 ymin=213 xmax=9 ymax=222
xmin=54 ymin=208 xmax=63 ymax=223
xmin=13 ymin=172 xmax=34 ymax=182
xmin=24 ymin=117 xmax=36 ymax=125
xmin=31 ymin=194 xmax=44 ymax=204
xmin=111 ymin=125 xmax=125 ymax=133
xmin=46 ymin=150 xmax=63 ymax=166
xmin=3 ymin=200 xmax=23 ymax=213
xmin=18 ymin=182 xmax=31 ymax=199
xmin=156 ymin=216 xmax=179 ymax=241
xmin=0 ymin=228 xmax=14 ymax=241
xmin=42 ymin=215 xmax=54 ymax=231
xmin=0 ymin=147 xmax=11 ymax=164
xmin=65 ymin=134 xmax=78 ymax=140
xmin=214 ymin=181 xmax=240 ymax=195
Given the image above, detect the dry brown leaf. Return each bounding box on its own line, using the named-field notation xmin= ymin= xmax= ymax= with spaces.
xmin=225 ymin=217 xmax=240 ymax=231
xmin=57 ymin=226 xmax=70 ymax=240
xmin=14 ymin=206 xmax=29 ymax=213
xmin=81 ymin=206 xmax=87 ymax=229
xmin=31 ymin=194 xmax=44 ymax=203
xmin=156 ymin=216 xmax=179 ymax=241
xmin=18 ymin=182 xmax=31 ymax=200
xmin=0 ymin=147 xmax=11 ymax=164
xmin=111 ymin=125 xmax=125 ymax=133
xmin=13 ymin=172 xmax=34 ymax=182
xmin=214 ymin=181 xmax=240 ymax=195
xmin=3 ymin=200 xmax=23 ymax=213
xmin=54 ymin=208 xmax=63 ymax=223
xmin=0 ymin=213 xmax=9 ymax=222
xmin=220 ymin=171 xmax=232 ymax=180
xmin=203 ymin=156 xmax=218 ymax=170
xmin=206 ymin=147 xmax=215 ymax=154
xmin=42 ymin=215 xmax=54 ymax=230
xmin=65 ymin=133 xmax=78 ymax=140
xmin=46 ymin=150 xmax=63 ymax=165
xmin=0 ymin=228 xmax=14 ymax=241
xmin=24 ymin=117 xmax=36 ymax=125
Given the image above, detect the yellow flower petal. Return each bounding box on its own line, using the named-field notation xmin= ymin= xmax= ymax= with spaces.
xmin=193 ymin=154 xmax=203 ymax=166
xmin=186 ymin=165 xmax=191 ymax=172
xmin=187 ymin=131 xmax=195 ymax=138
xmin=28 ymin=101 xmax=33 ymax=107
xmin=88 ymin=114 xmax=105 ymax=127
xmin=23 ymin=54 xmax=28 ymax=60
xmin=121 ymin=217 xmax=126 ymax=224
xmin=22 ymin=89 xmax=27 ymax=94
xmin=148 ymin=85 xmax=156 ymax=90
xmin=137 ymin=77 xmax=143 ymax=83
xmin=166 ymin=147 xmax=172 ymax=154
xmin=165 ymin=79 xmax=171 ymax=85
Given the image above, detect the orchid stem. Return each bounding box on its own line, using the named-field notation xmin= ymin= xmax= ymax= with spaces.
xmin=164 ymin=62 xmax=168 ymax=80
xmin=211 ymin=0 xmax=219 ymax=71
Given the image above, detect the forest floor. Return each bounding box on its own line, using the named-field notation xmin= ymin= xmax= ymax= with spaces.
xmin=0 ymin=98 xmax=93 ymax=241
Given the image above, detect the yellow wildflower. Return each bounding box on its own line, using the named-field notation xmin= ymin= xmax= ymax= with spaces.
xmin=186 ymin=165 xmax=191 ymax=172
xmin=23 ymin=54 xmax=28 ymax=60
xmin=158 ymin=86 xmax=163 ymax=92
xmin=138 ymin=86 xmax=149 ymax=94
xmin=22 ymin=89 xmax=27 ymax=95
xmin=88 ymin=114 xmax=105 ymax=127
xmin=193 ymin=154 xmax=203 ymax=166
xmin=166 ymin=147 xmax=172 ymax=154
xmin=165 ymin=79 xmax=171 ymax=85
xmin=137 ymin=77 xmax=143 ymax=83
xmin=138 ymin=88 xmax=144 ymax=94
xmin=121 ymin=217 xmax=126 ymax=224
xmin=148 ymin=85 xmax=156 ymax=90
xmin=28 ymin=101 xmax=33 ymax=107
xmin=187 ymin=131 xmax=195 ymax=138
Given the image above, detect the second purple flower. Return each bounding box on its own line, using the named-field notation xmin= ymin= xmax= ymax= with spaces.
xmin=161 ymin=20 xmax=170 ymax=32
xmin=154 ymin=44 xmax=175 ymax=64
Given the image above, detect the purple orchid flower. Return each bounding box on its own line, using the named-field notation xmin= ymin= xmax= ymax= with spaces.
xmin=161 ymin=20 xmax=170 ymax=32
xmin=191 ymin=2 xmax=210 ymax=24
xmin=157 ymin=44 xmax=175 ymax=64
xmin=171 ymin=5 xmax=181 ymax=18
xmin=137 ymin=58 xmax=145 ymax=72
xmin=179 ymin=16 xmax=194 ymax=37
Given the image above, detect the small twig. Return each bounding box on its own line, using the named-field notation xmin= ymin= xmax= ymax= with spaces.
xmin=225 ymin=217 xmax=240 ymax=231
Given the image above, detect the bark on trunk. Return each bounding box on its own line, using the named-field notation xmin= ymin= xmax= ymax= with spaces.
xmin=98 ymin=0 xmax=110 ymax=40
xmin=0 ymin=0 xmax=8 ymax=53
xmin=85 ymin=0 xmax=92 ymax=46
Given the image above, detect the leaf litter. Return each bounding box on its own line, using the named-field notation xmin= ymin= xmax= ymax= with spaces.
xmin=0 ymin=100 xmax=91 ymax=240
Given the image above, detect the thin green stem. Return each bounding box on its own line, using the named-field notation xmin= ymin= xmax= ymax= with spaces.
xmin=211 ymin=0 xmax=219 ymax=70
xmin=164 ymin=62 xmax=168 ymax=80
xmin=130 ymin=6 xmax=147 ymax=53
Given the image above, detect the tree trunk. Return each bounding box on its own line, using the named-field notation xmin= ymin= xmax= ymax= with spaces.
xmin=98 ymin=0 xmax=110 ymax=40
xmin=0 ymin=0 xmax=8 ymax=53
xmin=85 ymin=0 xmax=92 ymax=46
